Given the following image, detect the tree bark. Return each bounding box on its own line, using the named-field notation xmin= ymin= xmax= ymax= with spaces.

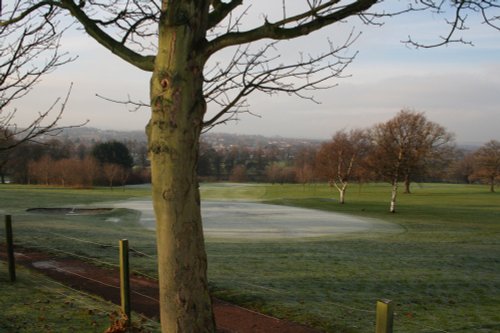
xmin=490 ymin=177 xmax=495 ymax=193
xmin=148 ymin=2 xmax=215 ymax=331
xmin=390 ymin=181 xmax=398 ymax=213
xmin=333 ymin=181 xmax=347 ymax=204
xmin=389 ymin=150 xmax=404 ymax=213
xmin=339 ymin=184 xmax=347 ymax=204
xmin=404 ymin=175 xmax=411 ymax=194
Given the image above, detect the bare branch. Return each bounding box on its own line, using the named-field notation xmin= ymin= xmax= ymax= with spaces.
xmin=96 ymin=93 xmax=150 ymax=113
xmin=0 ymin=1 xmax=85 ymax=151
xmin=204 ymin=30 xmax=360 ymax=129
xmin=402 ymin=0 xmax=500 ymax=48
xmin=0 ymin=0 xmax=55 ymax=27
xmin=405 ymin=1 xmax=473 ymax=48
xmin=1 ymin=83 xmax=89 ymax=151
xmin=57 ymin=0 xmax=155 ymax=71
xmin=1 ymin=1 xmax=73 ymax=109
xmin=1 ymin=0 xmax=157 ymax=71
xmin=208 ymin=0 xmax=243 ymax=30
xmin=205 ymin=0 xmax=377 ymax=56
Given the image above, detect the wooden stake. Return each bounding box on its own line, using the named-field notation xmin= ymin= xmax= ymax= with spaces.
xmin=5 ymin=215 xmax=16 ymax=282
xmin=119 ymin=239 xmax=131 ymax=325
xmin=375 ymin=299 xmax=393 ymax=333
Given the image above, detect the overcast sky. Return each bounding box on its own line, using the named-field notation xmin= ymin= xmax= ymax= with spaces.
xmin=9 ymin=2 xmax=500 ymax=145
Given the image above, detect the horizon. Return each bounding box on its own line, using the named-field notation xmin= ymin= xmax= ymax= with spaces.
xmin=7 ymin=3 xmax=500 ymax=146
xmin=60 ymin=125 xmax=488 ymax=148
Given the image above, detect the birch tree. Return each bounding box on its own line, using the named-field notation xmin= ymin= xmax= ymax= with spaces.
xmin=2 ymin=1 xmax=499 ymax=331
xmin=316 ymin=129 xmax=370 ymax=204
xmin=371 ymin=109 xmax=454 ymax=213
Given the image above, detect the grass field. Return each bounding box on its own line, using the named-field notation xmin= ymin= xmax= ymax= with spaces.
xmin=0 ymin=183 xmax=499 ymax=333
xmin=0 ymin=262 xmax=160 ymax=333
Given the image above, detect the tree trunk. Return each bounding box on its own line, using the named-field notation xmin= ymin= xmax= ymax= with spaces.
xmin=390 ymin=150 xmax=403 ymax=213
xmin=339 ymin=183 xmax=347 ymax=204
xmin=148 ymin=3 xmax=215 ymax=331
xmin=333 ymin=180 xmax=347 ymax=204
xmin=339 ymin=188 xmax=345 ymax=204
xmin=390 ymin=181 xmax=398 ymax=213
xmin=404 ymin=174 xmax=411 ymax=194
xmin=490 ymin=177 xmax=495 ymax=193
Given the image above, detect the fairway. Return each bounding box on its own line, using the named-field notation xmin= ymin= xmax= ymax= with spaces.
xmin=1 ymin=183 xmax=499 ymax=333
xmin=111 ymin=199 xmax=402 ymax=239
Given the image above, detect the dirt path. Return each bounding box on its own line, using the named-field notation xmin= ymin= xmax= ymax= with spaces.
xmin=1 ymin=248 xmax=322 ymax=333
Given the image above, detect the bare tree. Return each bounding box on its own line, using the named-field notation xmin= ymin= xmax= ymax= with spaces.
xmin=316 ymin=129 xmax=371 ymax=204
xmin=102 ymin=163 xmax=122 ymax=189
xmin=370 ymin=109 xmax=455 ymax=213
xmin=294 ymin=147 xmax=317 ymax=187
xmin=446 ymin=149 xmax=475 ymax=184
xmin=265 ymin=161 xmax=295 ymax=184
xmin=229 ymin=164 xmax=247 ymax=182
xmin=28 ymin=155 xmax=54 ymax=185
xmin=0 ymin=127 xmax=16 ymax=182
xmin=471 ymin=140 xmax=500 ymax=192
xmin=2 ymin=1 xmax=498 ymax=331
xmin=0 ymin=1 xmax=79 ymax=151
xmin=81 ymin=155 xmax=100 ymax=187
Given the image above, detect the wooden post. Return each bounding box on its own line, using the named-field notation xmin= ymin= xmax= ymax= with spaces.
xmin=5 ymin=215 xmax=16 ymax=282
xmin=375 ymin=299 xmax=393 ymax=333
xmin=119 ymin=239 xmax=131 ymax=325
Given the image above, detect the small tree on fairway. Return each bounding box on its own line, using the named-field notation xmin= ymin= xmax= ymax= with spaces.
xmin=370 ymin=109 xmax=455 ymax=213
xmin=471 ymin=140 xmax=500 ymax=192
xmin=316 ymin=129 xmax=371 ymax=204
xmin=2 ymin=1 xmax=499 ymax=331
xmin=447 ymin=149 xmax=476 ymax=184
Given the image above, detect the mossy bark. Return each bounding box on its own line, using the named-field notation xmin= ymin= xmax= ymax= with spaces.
xmin=147 ymin=2 xmax=215 ymax=331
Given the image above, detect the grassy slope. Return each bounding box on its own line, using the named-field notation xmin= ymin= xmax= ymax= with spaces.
xmin=0 ymin=185 xmax=159 ymax=333
xmin=0 ymin=183 xmax=499 ymax=333
xmin=0 ymin=262 xmax=160 ymax=333
xmin=203 ymin=183 xmax=500 ymax=333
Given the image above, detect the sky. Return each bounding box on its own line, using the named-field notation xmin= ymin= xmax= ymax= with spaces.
xmin=9 ymin=1 xmax=500 ymax=145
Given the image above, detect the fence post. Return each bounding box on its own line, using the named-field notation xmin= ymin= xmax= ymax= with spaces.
xmin=5 ymin=215 xmax=16 ymax=282
xmin=119 ymin=239 xmax=131 ymax=326
xmin=375 ymin=299 xmax=393 ymax=333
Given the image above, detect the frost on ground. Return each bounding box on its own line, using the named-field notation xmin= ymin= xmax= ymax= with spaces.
xmin=112 ymin=200 xmax=402 ymax=240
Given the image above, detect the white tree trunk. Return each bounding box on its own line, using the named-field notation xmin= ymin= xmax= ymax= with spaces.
xmin=339 ymin=183 xmax=347 ymax=204
xmin=390 ymin=181 xmax=398 ymax=213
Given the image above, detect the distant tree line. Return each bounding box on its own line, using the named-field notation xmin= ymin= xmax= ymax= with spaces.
xmin=0 ymin=136 xmax=150 ymax=187
xmin=1 ymin=110 xmax=498 ymax=197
